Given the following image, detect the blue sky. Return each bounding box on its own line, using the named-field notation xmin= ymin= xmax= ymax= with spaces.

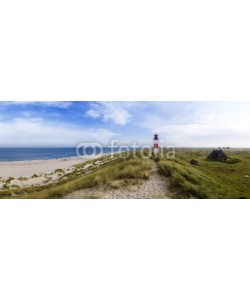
xmin=0 ymin=101 xmax=249 ymax=147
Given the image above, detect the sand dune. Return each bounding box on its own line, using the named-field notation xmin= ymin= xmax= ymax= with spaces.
xmin=0 ymin=155 xmax=106 ymax=189
xmin=64 ymin=160 xmax=170 ymax=199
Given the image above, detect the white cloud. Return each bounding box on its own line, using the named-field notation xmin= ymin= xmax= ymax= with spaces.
xmin=21 ymin=111 xmax=32 ymax=117
xmin=150 ymin=103 xmax=250 ymax=147
xmin=83 ymin=101 xmax=250 ymax=147
xmin=114 ymin=101 xmax=250 ymax=147
xmin=85 ymin=109 xmax=101 ymax=119
xmin=2 ymin=101 xmax=72 ymax=108
xmin=1 ymin=101 xmax=250 ymax=147
xmin=42 ymin=102 xmax=72 ymax=108
xmin=85 ymin=102 xmax=131 ymax=125
xmin=0 ymin=118 xmax=115 ymax=146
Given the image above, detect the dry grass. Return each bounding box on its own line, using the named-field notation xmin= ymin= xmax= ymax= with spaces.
xmin=0 ymin=154 xmax=151 ymax=199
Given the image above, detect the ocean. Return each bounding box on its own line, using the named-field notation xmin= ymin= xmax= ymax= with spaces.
xmin=0 ymin=147 xmax=121 ymax=162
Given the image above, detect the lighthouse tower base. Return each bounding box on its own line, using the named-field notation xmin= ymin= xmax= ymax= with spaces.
xmin=154 ymin=148 xmax=159 ymax=155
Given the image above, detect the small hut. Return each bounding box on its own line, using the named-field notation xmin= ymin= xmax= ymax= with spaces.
xmin=208 ymin=150 xmax=227 ymax=161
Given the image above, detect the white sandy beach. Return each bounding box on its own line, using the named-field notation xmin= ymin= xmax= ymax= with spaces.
xmin=0 ymin=155 xmax=110 ymax=190
xmin=0 ymin=156 xmax=96 ymax=179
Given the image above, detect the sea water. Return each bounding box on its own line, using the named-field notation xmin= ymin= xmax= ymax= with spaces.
xmin=0 ymin=147 xmax=120 ymax=162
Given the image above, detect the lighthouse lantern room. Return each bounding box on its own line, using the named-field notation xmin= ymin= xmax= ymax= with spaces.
xmin=153 ymin=133 xmax=159 ymax=155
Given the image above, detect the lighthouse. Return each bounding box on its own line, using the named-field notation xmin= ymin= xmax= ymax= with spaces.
xmin=153 ymin=133 xmax=159 ymax=155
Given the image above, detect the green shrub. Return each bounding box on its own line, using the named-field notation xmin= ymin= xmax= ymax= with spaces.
xmin=18 ymin=177 xmax=28 ymax=181
xmin=55 ymin=168 xmax=64 ymax=173
xmin=6 ymin=177 xmax=14 ymax=184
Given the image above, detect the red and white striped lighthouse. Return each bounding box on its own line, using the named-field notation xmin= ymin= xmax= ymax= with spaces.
xmin=153 ymin=133 xmax=159 ymax=155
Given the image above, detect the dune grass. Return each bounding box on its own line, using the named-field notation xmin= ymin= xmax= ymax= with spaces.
xmin=157 ymin=149 xmax=250 ymax=199
xmin=1 ymin=148 xmax=249 ymax=199
xmin=0 ymin=154 xmax=151 ymax=199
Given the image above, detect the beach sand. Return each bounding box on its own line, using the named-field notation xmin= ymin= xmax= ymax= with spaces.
xmin=0 ymin=155 xmax=104 ymax=188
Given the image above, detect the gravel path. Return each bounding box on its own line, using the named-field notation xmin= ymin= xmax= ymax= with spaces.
xmin=65 ymin=160 xmax=170 ymax=199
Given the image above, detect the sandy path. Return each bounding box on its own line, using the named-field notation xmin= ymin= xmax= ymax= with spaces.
xmin=65 ymin=160 xmax=170 ymax=199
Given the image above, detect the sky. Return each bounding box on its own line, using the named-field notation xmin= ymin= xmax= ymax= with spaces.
xmin=0 ymin=101 xmax=249 ymax=147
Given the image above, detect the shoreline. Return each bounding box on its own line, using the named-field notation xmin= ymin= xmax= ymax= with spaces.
xmin=0 ymin=155 xmax=94 ymax=165
xmin=0 ymin=149 xmax=125 ymax=164
xmin=0 ymin=154 xmax=106 ymax=180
